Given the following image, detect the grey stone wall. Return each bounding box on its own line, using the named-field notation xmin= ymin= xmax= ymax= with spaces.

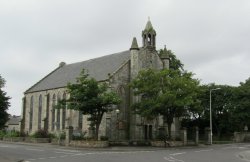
xmin=107 ymin=60 xmax=131 ymax=140
xmin=129 ymin=46 xmax=165 ymax=141
xmin=23 ymin=88 xmax=83 ymax=135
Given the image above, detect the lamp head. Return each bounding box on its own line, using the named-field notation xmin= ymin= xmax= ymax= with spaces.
xmin=115 ymin=109 xmax=120 ymax=114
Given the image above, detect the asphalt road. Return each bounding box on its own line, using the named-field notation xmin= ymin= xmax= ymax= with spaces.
xmin=0 ymin=142 xmax=250 ymax=162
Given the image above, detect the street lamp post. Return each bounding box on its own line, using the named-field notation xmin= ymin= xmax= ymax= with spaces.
xmin=209 ymin=88 xmax=221 ymax=145
xmin=115 ymin=109 xmax=120 ymax=140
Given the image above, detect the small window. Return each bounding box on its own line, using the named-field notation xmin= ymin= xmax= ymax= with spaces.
xmin=38 ymin=95 xmax=42 ymax=129
xmin=29 ymin=96 xmax=34 ymax=131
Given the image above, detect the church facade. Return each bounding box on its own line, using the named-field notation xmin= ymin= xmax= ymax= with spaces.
xmin=20 ymin=20 xmax=180 ymax=141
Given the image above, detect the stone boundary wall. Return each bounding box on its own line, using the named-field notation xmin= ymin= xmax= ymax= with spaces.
xmin=51 ymin=139 xmax=65 ymax=145
xmin=69 ymin=140 xmax=109 ymax=148
xmin=151 ymin=141 xmax=183 ymax=147
xmin=234 ymin=132 xmax=250 ymax=142
xmin=2 ymin=137 xmax=25 ymax=142
xmin=2 ymin=137 xmax=50 ymax=143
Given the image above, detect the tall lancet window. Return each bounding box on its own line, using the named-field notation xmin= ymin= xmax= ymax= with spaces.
xmin=45 ymin=93 xmax=50 ymax=131
xmin=38 ymin=95 xmax=42 ymax=130
xmin=52 ymin=94 xmax=56 ymax=131
xmin=62 ymin=93 xmax=66 ymax=129
xmin=29 ymin=96 xmax=34 ymax=131
xmin=57 ymin=92 xmax=61 ymax=130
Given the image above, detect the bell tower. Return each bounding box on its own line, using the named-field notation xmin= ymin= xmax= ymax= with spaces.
xmin=142 ymin=18 xmax=156 ymax=48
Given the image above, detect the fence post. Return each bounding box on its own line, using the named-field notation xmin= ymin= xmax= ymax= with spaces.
xmin=65 ymin=126 xmax=73 ymax=146
xmin=205 ymin=127 xmax=211 ymax=145
xmin=182 ymin=127 xmax=187 ymax=146
xmin=195 ymin=127 xmax=199 ymax=145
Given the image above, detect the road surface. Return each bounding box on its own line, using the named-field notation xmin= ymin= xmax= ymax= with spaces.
xmin=0 ymin=142 xmax=250 ymax=162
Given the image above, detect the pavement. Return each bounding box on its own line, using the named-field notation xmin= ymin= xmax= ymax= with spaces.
xmin=0 ymin=140 xmax=207 ymax=151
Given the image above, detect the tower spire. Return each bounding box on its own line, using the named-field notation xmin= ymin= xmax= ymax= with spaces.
xmin=142 ymin=18 xmax=156 ymax=48
xmin=130 ymin=37 xmax=139 ymax=50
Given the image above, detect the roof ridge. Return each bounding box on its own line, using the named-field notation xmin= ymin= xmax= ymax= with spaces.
xmin=66 ymin=50 xmax=129 ymax=66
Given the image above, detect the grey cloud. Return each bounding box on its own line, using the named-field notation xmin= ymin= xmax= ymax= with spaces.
xmin=0 ymin=0 xmax=250 ymax=115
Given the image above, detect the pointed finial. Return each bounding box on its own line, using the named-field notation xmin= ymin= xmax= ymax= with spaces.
xmin=143 ymin=17 xmax=155 ymax=34
xmin=161 ymin=45 xmax=169 ymax=59
xmin=130 ymin=37 xmax=139 ymax=50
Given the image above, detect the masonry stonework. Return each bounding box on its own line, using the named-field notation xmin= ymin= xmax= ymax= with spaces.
xmin=21 ymin=19 xmax=176 ymax=141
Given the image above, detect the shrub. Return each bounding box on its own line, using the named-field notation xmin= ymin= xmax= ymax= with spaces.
xmin=4 ymin=131 xmax=20 ymax=137
xmin=0 ymin=130 xmax=6 ymax=138
xmin=174 ymin=137 xmax=182 ymax=141
xmin=54 ymin=131 xmax=66 ymax=140
xmin=100 ymin=136 xmax=109 ymax=141
xmin=31 ymin=129 xmax=50 ymax=138
xmin=156 ymin=134 xmax=169 ymax=141
xmin=72 ymin=134 xmax=85 ymax=140
xmin=72 ymin=131 xmax=88 ymax=140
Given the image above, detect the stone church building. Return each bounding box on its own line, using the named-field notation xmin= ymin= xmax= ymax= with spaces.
xmin=20 ymin=20 xmax=180 ymax=141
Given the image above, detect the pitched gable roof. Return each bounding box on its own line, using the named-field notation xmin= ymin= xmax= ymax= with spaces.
xmin=6 ymin=116 xmax=21 ymax=125
xmin=25 ymin=50 xmax=130 ymax=93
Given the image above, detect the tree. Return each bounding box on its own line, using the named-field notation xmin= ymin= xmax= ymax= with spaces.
xmin=182 ymin=83 xmax=239 ymax=137
xmin=131 ymin=68 xmax=200 ymax=138
xmin=0 ymin=75 xmax=10 ymax=129
xmin=233 ymin=78 xmax=250 ymax=131
xmin=59 ymin=70 xmax=121 ymax=139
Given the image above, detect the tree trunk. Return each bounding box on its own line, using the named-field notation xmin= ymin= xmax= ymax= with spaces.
xmin=167 ymin=122 xmax=172 ymax=139
xmin=95 ymin=123 xmax=100 ymax=140
xmin=94 ymin=112 xmax=104 ymax=140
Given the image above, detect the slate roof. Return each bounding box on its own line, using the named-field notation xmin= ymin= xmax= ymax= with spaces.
xmin=25 ymin=50 xmax=130 ymax=93
xmin=6 ymin=116 xmax=21 ymax=125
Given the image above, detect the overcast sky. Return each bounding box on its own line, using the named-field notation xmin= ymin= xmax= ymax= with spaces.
xmin=0 ymin=0 xmax=250 ymax=115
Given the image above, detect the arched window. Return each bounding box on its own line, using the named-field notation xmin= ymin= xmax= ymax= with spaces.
xmin=117 ymin=86 xmax=126 ymax=120
xmin=52 ymin=94 xmax=56 ymax=131
xmin=143 ymin=34 xmax=147 ymax=46
xmin=29 ymin=96 xmax=34 ymax=131
xmin=148 ymin=34 xmax=152 ymax=45
xmin=62 ymin=93 xmax=66 ymax=129
xmin=38 ymin=95 xmax=42 ymax=130
xmin=45 ymin=93 xmax=50 ymax=131
xmin=57 ymin=92 xmax=61 ymax=130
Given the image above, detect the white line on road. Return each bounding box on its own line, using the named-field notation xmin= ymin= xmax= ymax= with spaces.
xmin=55 ymin=151 xmax=76 ymax=155
xmin=194 ymin=149 xmax=213 ymax=153
xmin=0 ymin=145 xmax=16 ymax=148
xmin=170 ymin=152 xmax=186 ymax=156
xmin=26 ymin=148 xmax=44 ymax=152
xmin=223 ymin=146 xmax=247 ymax=150
xmin=54 ymin=149 xmax=80 ymax=153
xmin=164 ymin=156 xmax=185 ymax=162
xmin=26 ymin=159 xmax=36 ymax=161
xmin=60 ymin=155 xmax=68 ymax=158
xmin=49 ymin=157 xmax=57 ymax=159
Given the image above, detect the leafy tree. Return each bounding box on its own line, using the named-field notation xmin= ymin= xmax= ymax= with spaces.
xmin=0 ymin=75 xmax=10 ymax=129
xmin=131 ymin=68 xmax=200 ymax=138
xmin=204 ymin=85 xmax=236 ymax=136
xmin=183 ymin=83 xmax=238 ymax=137
xmin=233 ymin=78 xmax=250 ymax=131
xmin=58 ymin=70 xmax=121 ymax=140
